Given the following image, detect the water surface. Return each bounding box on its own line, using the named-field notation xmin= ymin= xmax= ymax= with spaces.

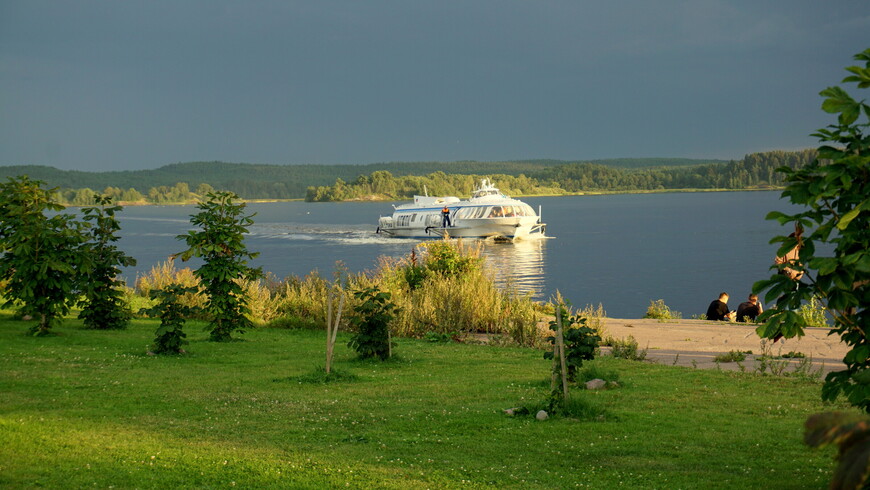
xmin=115 ymin=191 xmax=795 ymax=318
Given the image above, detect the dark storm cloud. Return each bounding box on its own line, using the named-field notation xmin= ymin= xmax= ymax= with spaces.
xmin=0 ymin=0 xmax=868 ymax=170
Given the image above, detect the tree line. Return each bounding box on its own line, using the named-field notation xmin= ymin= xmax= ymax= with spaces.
xmin=0 ymin=157 xmax=723 ymax=204
xmin=0 ymin=151 xmax=812 ymax=204
xmin=306 ymin=149 xmax=817 ymax=201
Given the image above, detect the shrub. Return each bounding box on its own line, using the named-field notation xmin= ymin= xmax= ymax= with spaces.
xmin=384 ymin=245 xmax=540 ymax=345
xmin=420 ymin=239 xmax=482 ymax=276
xmin=610 ymin=335 xmax=648 ymax=361
xmin=796 ymin=296 xmax=830 ymax=329
xmin=544 ymin=304 xmax=601 ymax=382
xmin=714 ymin=350 xmax=748 ymax=363
xmin=347 ymin=287 xmax=398 ymax=360
xmin=643 ymin=299 xmax=681 ymax=320
xmin=139 ymin=284 xmax=200 ymax=354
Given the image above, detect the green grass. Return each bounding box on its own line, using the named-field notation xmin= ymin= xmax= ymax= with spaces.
xmin=0 ymin=313 xmax=851 ymax=488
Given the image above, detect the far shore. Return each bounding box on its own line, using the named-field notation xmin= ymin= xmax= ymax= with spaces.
xmin=72 ymin=186 xmax=784 ymax=207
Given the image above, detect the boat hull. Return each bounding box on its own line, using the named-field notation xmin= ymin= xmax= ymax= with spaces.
xmin=378 ymin=216 xmax=545 ymax=239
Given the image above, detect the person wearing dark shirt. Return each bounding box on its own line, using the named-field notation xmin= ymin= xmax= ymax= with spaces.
xmin=706 ymin=292 xmax=734 ymax=321
xmin=736 ymin=294 xmax=763 ymax=322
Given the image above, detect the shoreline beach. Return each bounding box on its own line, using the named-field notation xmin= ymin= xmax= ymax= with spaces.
xmin=598 ymin=317 xmax=846 ymax=374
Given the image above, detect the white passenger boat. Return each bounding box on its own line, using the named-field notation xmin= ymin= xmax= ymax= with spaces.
xmin=376 ymin=179 xmax=546 ymax=239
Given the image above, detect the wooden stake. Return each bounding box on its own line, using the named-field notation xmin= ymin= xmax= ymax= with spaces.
xmin=556 ymin=305 xmax=569 ymax=398
xmin=326 ymin=288 xmax=346 ymax=374
xmin=326 ymin=289 xmax=333 ymax=374
xmin=332 ymin=293 xmax=344 ymax=348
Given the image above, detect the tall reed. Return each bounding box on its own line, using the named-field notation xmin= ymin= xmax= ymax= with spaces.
xmin=129 ymin=241 xmax=545 ymax=346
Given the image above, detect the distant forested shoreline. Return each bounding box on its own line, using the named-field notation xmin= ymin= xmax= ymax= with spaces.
xmin=0 ymin=150 xmax=815 ymax=205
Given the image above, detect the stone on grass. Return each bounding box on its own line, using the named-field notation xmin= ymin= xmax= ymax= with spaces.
xmin=536 ymin=410 xmax=549 ymax=421
xmin=585 ymin=378 xmax=607 ymax=390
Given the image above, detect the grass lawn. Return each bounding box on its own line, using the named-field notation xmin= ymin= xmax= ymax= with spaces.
xmin=0 ymin=314 xmax=851 ymax=489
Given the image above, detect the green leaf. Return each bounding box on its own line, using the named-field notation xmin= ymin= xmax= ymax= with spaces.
xmin=838 ymin=198 xmax=869 ymax=230
xmin=820 ymin=86 xmax=857 ymax=113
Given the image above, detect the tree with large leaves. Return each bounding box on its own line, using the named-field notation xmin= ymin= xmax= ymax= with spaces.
xmin=78 ymin=195 xmax=137 ymax=329
xmin=0 ymin=176 xmax=86 ymax=335
xmin=754 ymin=48 xmax=870 ymax=409
xmin=753 ymin=48 xmax=870 ymax=490
xmin=177 ymin=191 xmax=262 ymax=342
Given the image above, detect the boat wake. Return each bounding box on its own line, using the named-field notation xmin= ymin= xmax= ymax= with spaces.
xmin=248 ymin=223 xmax=411 ymax=246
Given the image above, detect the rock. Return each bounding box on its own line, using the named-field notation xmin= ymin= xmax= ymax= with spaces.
xmin=503 ymin=407 xmax=519 ymax=416
xmin=535 ymin=410 xmax=549 ymax=421
xmin=585 ymin=378 xmax=607 ymax=390
xmin=607 ymin=381 xmax=620 ymax=388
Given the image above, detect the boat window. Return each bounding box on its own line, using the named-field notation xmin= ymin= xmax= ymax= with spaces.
xmin=488 ymin=206 xmax=504 ymax=218
xmin=411 ymin=213 xmax=417 ymax=222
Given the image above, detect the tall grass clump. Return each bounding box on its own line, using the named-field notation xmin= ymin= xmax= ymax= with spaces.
xmin=579 ymin=303 xmax=607 ymax=338
xmin=610 ymin=335 xmax=648 ymax=361
xmin=796 ymin=295 xmax=830 ymax=329
xmin=643 ymin=299 xmax=681 ymax=320
xmin=129 ymin=241 xmax=543 ymax=345
xmin=133 ymin=258 xmax=205 ymax=311
xmin=380 ymin=240 xmax=542 ymax=345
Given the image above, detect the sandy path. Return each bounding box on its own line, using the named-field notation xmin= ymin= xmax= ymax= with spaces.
xmin=598 ymin=318 xmax=847 ymax=374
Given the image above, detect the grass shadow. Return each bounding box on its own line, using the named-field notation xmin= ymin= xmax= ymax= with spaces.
xmin=275 ymin=366 xmax=362 ymax=384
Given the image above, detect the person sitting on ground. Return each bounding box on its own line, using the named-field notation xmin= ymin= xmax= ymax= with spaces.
xmin=706 ymin=292 xmax=735 ymax=321
xmin=736 ymin=293 xmax=763 ymax=322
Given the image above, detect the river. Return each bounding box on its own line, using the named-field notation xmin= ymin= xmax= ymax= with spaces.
xmin=113 ymin=191 xmax=796 ymax=318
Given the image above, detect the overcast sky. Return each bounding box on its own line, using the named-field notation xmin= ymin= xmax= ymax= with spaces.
xmin=1 ymin=1 xmax=867 ymax=171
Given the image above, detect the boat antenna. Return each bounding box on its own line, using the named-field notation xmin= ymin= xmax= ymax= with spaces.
xmin=424 ymin=185 xmax=428 ymax=197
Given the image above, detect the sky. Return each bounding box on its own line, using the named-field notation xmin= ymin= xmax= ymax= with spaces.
xmin=0 ymin=1 xmax=868 ymax=172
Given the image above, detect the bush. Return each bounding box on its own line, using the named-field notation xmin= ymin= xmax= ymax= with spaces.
xmin=347 ymin=287 xmax=398 ymax=360
xmin=796 ymin=296 xmax=830 ymax=329
xmin=380 ymin=243 xmax=541 ymax=345
xmin=643 ymin=299 xmax=681 ymax=320
xmin=610 ymin=335 xmax=648 ymax=361
xmin=421 ymin=239 xmax=482 ymax=276
xmin=544 ymin=304 xmax=601 ymax=382
xmin=139 ymin=284 xmax=200 ymax=354
xmin=714 ymin=350 xmax=748 ymax=363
